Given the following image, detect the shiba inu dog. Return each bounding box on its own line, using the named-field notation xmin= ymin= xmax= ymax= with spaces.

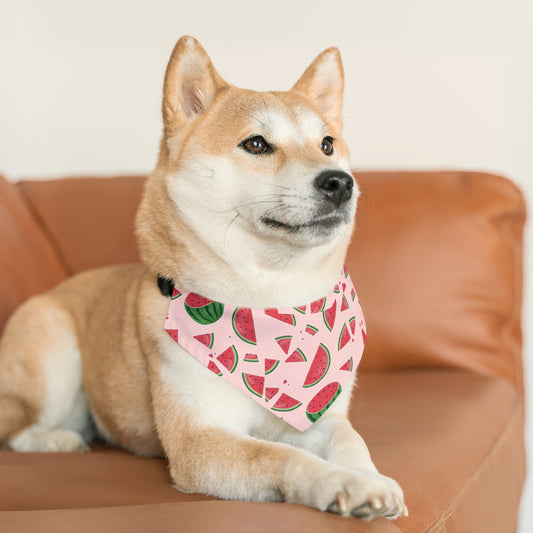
xmin=0 ymin=36 xmax=406 ymax=519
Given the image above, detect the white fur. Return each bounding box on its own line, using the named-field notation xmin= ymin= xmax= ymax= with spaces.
xmin=9 ymin=333 xmax=91 ymax=452
xmin=252 ymin=109 xmax=302 ymax=145
xmin=251 ymin=106 xmax=329 ymax=147
xmin=294 ymin=107 xmax=328 ymax=140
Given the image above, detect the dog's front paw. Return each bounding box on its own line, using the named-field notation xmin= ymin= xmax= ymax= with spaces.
xmin=303 ymin=467 xmax=407 ymax=520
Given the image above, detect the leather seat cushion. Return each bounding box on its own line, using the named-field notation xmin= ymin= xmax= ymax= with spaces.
xmin=0 ymin=370 xmax=524 ymax=533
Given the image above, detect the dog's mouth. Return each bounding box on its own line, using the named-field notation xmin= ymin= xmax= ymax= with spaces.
xmin=260 ymin=212 xmax=346 ymax=233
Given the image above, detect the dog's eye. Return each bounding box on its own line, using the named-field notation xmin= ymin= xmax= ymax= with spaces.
xmin=321 ymin=136 xmax=334 ymax=156
xmin=241 ymin=136 xmax=271 ymax=155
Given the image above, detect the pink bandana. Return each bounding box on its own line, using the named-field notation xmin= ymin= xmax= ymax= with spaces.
xmin=164 ymin=268 xmax=366 ymax=431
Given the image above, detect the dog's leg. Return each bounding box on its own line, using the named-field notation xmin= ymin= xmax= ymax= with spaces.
xmin=279 ymin=412 xmax=407 ymax=519
xmin=0 ymin=295 xmax=91 ymax=452
xmin=286 ymin=412 xmax=378 ymax=470
xmin=152 ymin=384 xmax=404 ymax=519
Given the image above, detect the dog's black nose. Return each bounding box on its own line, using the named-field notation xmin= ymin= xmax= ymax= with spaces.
xmin=314 ymin=170 xmax=354 ymax=207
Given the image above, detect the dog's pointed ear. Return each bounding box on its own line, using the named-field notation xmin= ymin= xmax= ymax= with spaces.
xmin=292 ymin=47 xmax=344 ymax=130
xmin=162 ymin=36 xmax=228 ymax=135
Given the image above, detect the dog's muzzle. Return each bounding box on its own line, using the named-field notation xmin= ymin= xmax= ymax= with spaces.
xmin=314 ymin=170 xmax=354 ymax=207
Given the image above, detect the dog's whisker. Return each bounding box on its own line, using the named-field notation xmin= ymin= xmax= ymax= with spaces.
xmin=234 ymin=200 xmax=283 ymax=209
xmin=276 ymin=194 xmax=310 ymax=201
xmin=191 ymin=160 xmax=215 ymax=173
xmin=215 ymin=193 xmax=314 ymax=216
xmin=262 ymin=204 xmax=298 ymax=219
xmin=273 ymin=253 xmax=293 ymax=282
xmin=258 ymin=208 xmax=292 ymax=225
xmin=253 ymin=181 xmax=292 ymax=191
xmin=222 ymin=210 xmax=240 ymax=251
xmin=211 ymin=198 xmax=283 ymax=215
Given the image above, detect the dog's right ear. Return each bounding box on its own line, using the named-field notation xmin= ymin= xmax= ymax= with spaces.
xmin=162 ymin=36 xmax=227 ymax=136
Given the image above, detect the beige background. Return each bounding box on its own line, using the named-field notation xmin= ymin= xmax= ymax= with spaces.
xmin=0 ymin=0 xmax=531 ymax=530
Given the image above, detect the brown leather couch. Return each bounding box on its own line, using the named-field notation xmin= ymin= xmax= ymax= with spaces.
xmin=0 ymin=170 xmax=526 ymax=532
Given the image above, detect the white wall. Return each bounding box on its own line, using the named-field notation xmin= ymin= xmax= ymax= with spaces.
xmin=1 ymin=0 xmax=531 ymax=529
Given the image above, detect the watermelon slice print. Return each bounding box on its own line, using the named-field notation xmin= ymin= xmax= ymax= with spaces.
xmin=243 ymin=353 xmax=259 ymax=363
xmin=338 ymin=322 xmax=351 ymax=351
xmin=264 ymin=309 xmax=295 ymax=326
xmin=322 ymin=301 xmax=337 ymax=331
xmin=306 ymin=382 xmax=342 ymax=423
xmin=207 ymin=360 xmax=222 ymax=376
xmin=339 ymin=358 xmax=353 ymax=372
xmin=184 ymin=293 xmax=224 ymax=325
xmin=272 ymin=393 xmax=302 ymax=412
xmin=242 ymin=373 xmax=264 ymax=397
xmin=193 ymin=333 xmax=214 ymax=349
xmin=341 ymin=295 xmax=349 ymax=312
xmin=303 ymin=343 xmax=330 ymax=388
xmin=217 ymin=346 xmax=238 ymax=373
xmin=171 ymin=288 xmax=182 ymax=299
xmin=275 ymin=336 xmax=292 ymax=354
xmin=362 ymin=329 xmax=367 ymax=345
xmin=322 ymin=301 xmax=337 ymax=332
xmin=167 ymin=329 xmax=178 ymax=342
xmin=310 ymin=297 xmax=326 ymax=313
xmin=305 ymin=325 xmax=318 ymax=336
xmin=349 ymin=316 xmax=356 ymax=335
xmin=294 ymin=305 xmax=306 ymax=314
xmin=232 ymin=308 xmax=257 ymax=345
xmin=343 ymin=265 xmax=348 ymax=278
xmin=265 ymin=359 xmax=279 ymax=375
xmin=285 ymin=348 xmax=306 ymax=363
xmin=333 ymin=284 xmax=340 ymax=293
xmin=264 ymin=387 xmax=279 ymax=402
xmin=351 ymin=287 xmax=356 ymax=301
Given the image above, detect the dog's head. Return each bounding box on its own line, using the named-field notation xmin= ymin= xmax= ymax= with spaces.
xmin=137 ymin=36 xmax=357 ymax=285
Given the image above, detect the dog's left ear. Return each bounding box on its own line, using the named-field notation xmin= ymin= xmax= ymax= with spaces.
xmin=292 ymin=47 xmax=344 ymax=131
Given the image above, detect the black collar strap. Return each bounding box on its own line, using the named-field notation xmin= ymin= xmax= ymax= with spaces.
xmin=157 ymin=275 xmax=175 ymax=297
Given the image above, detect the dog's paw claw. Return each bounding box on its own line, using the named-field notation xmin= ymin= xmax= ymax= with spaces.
xmin=326 ymin=501 xmax=340 ymax=514
xmin=336 ymin=491 xmax=348 ymax=513
xmin=368 ymin=496 xmax=382 ymax=510
xmin=327 ymin=491 xmax=348 ymax=515
xmin=304 ymin=468 xmax=405 ymax=520
xmin=351 ymin=502 xmax=374 ymax=519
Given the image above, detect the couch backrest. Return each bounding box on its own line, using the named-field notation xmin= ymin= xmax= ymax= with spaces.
xmin=0 ymin=175 xmax=68 ymax=330
xmin=17 ymin=176 xmax=144 ymax=274
xmin=3 ymin=171 xmax=525 ymax=388
xmin=347 ymin=171 xmax=525 ymax=389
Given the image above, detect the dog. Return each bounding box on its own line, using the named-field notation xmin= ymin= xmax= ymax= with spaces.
xmin=0 ymin=36 xmax=407 ymax=520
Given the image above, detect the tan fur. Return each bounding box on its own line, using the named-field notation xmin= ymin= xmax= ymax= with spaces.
xmin=0 ymin=36 xmax=406 ymax=519
xmin=0 ymin=295 xmax=58 ymax=440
